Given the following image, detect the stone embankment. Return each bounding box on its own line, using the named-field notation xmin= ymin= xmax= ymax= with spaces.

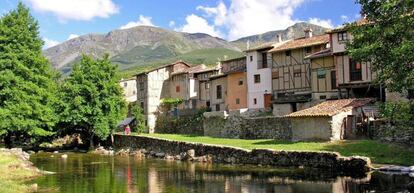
xmin=114 ymin=135 xmax=372 ymax=174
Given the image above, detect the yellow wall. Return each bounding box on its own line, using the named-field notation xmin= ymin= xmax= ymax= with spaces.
xmin=226 ymin=72 xmax=248 ymax=110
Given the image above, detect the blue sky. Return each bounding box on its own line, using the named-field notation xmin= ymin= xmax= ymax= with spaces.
xmin=0 ymin=0 xmax=361 ymax=49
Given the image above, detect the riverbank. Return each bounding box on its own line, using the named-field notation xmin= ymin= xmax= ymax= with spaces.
xmin=133 ymin=133 xmax=414 ymax=166
xmin=0 ymin=149 xmax=41 ymax=193
xmin=114 ymin=134 xmax=372 ymax=175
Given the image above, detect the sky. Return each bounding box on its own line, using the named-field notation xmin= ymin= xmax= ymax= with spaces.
xmin=0 ymin=0 xmax=361 ymax=49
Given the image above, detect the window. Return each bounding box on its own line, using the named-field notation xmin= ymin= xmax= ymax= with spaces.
xmin=215 ymin=104 xmax=220 ymax=111
xmin=176 ymin=86 xmax=180 ymax=92
xmin=250 ymin=55 xmax=253 ymax=62
xmin=132 ymin=90 xmax=136 ymax=95
xmin=305 ymin=47 xmax=312 ymax=54
xmin=317 ymin=69 xmax=326 ymax=79
xmin=123 ymin=82 xmax=128 ymax=87
xmin=254 ymin=74 xmax=261 ymax=83
xmin=285 ymin=50 xmax=291 ymax=56
xmin=261 ymin=52 xmax=268 ymax=68
xmin=319 ymin=95 xmax=327 ymax=100
xmin=293 ymin=69 xmax=301 ymax=77
xmin=139 ymin=82 xmax=144 ymax=91
xmin=338 ymin=32 xmax=348 ymax=42
xmin=238 ymin=78 xmax=243 ymax=85
xmin=253 ymin=98 xmax=257 ymax=105
xmin=408 ymin=89 xmax=414 ymax=99
xmin=216 ymin=85 xmax=222 ymax=99
xmin=236 ymin=98 xmax=240 ymax=104
xmin=349 ymin=59 xmax=362 ymax=81
xmin=272 ymin=70 xmax=279 ymax=79
xmin=331 ymin=71 xmax=337 ymax=89
xmin=205 ymin=82 xmax=210 ymax=89
xmin=140 ymin=101 xmax=144 ymax=108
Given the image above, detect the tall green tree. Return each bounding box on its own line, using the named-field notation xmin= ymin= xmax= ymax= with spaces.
xmin=348 ymin=0 xmax=414 ymax=94
xmin=130 ymin=102 xmax=146 ymax=133
xmin=61 ymin=55 xmax=127 ymax=148
xmin=0 ymin=3 xmax=59 ymax=147
xmin=348 ymin=0 xmax=414 ymax=123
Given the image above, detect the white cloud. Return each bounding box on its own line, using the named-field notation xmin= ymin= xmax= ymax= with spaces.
xmin=169 ymin=21 xmax=176 ymax=27
xmin=25 ymin=0 xmax=119 ymax=21
xmin=43 ymin=38 xmax=60 ymax=49
xmin=190 ymin=0 xmax=306 ymax=40
xmin=120 ymin=15 xmax=156 ymax=30
xmin=67 ymin=34 xmax=79 ymax=40
xmin=308 ymin=17 xmax=334 ymax=28
xmin=177 ymin=14 xmax=222 ymax=37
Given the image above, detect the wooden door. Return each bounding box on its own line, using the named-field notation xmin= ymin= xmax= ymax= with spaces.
xmin=264 ymin=94 xmax=272 ymax=109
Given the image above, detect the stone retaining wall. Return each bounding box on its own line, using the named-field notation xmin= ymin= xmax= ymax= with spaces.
xmin=203 ymin=112 xmax=291 ymax=140
xmin=155 ymin=115 xmax=204 ymax=135
xmin=371 ymin=121 xmax=414 ymax=146
xmin=114 ymin=135 xmax=371 ymax=174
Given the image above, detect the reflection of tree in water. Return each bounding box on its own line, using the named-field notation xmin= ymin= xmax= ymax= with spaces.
xmin=30 ymin=153 xmax=414 ymax=193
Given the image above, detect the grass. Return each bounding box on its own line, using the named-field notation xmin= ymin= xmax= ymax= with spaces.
xmin=138 ymin=133 xmax=414 ymax=166
xmin=0 ymin=152 xmax=40 ymax=193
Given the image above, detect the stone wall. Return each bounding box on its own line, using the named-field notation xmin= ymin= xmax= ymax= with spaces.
xmin=114 ymin=135 xmax=371 ymax=174
xmin=155 ymin=114 xmax=204 ymax=135
xmin=371 ymin=121 xmax=414 ymax=146
xmin=203 ymin=112 xmax=291 ymax=140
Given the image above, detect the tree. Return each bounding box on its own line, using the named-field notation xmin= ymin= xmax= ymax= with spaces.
xmin=348 ymin=0 xmax=414 ymax=94
xmin=130 ymin=102 xmax=146 ymax=133
xmin=0 ymin=3 xmax=60 ymax=147
xmin=347 ymin=0 xmax=414 ymax=124
xmin=61 ymin=55 xmax=127 ymax=148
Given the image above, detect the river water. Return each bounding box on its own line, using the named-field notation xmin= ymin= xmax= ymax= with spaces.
xmin=30 ymin=152 xmax=413 ymax=193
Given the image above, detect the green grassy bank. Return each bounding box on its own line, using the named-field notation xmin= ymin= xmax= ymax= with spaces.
xmin=0 ymin=152 xmax=40 ymax=193
xmin=138 ymin=133 xmax=414 ymax=166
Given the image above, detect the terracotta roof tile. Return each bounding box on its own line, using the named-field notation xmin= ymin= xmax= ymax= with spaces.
xmin=268 ymin=34 xmax=329 ymax=53
xmin=285 ymin=98 xmax=374 ymax=117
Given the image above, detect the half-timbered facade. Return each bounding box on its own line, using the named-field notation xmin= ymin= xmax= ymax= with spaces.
xmin=268 ymin=30 xmax=330 ymax=116
xmin=193 ymin=67 xmax=220 ymax=109
xmin=328 ymin=26 xmax=383 ymax=100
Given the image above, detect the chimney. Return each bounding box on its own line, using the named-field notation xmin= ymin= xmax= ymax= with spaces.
xmin=277 ymin=34 xmax=282 ymax=42
xmin=304 ymin=28 xmax=313 ymax=38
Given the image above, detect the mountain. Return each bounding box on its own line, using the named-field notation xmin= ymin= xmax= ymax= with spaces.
xmin=44 ymin=26 xmax=241 ymax=74
xmin=44 ymin=22 xmax=329 ymax=76
xmin=231 ymin=22 xmax=329 ymax=50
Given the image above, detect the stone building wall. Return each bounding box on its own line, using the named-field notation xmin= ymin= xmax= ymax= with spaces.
xmin=203 ymin=112 xmax=292 ymax=140
xmin=114 ymin=134 xmax=371 ymax=174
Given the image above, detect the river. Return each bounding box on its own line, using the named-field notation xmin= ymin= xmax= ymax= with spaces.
xmin=30 ymin=152 xmax=413 ymax=193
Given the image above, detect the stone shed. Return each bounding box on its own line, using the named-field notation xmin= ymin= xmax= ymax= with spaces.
xmin=285 ymin=98 xmax=373 ymax=141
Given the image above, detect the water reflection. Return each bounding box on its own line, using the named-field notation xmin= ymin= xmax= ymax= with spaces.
xmin=30 ymin=153 xmax=413 ymax=193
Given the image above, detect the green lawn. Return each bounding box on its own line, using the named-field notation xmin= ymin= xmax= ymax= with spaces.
xmin=138 ymin=133 xmax=414 ymax=166
xmin=0 ymin=152 xmax=40 ymax=193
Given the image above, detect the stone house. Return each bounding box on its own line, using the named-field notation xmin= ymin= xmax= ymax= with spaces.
xmin=169 ymin=64 xmax=207 ymax=110
xmin=193 ymin=67 xmax=220 ymax=109
xmin=119 ymin=78 xmax=137 ymax=103
xmin=209 ymin=73 xmax=228 ymax=112
xmin=268 ymin=30 xmax=330 ymax=116
xmin=135 ymin=61 xmax=190 ymax=132
xmin=221 ymin=56 xmax=248 ymax=111
xmin=285 ymin=98 xmax=373 ymax=141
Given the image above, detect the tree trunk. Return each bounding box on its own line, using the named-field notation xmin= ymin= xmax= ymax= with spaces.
xmin=4 ymin=132 xmax=13 ymax=148
xmin=89 ymin=133 xmax=95 ymax=150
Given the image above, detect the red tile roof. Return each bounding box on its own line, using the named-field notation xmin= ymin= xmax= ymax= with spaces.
xmin=268 ymin=34 xmax=329 ymax=53
xmin=285 ymin=98 xmax=374 ymax=117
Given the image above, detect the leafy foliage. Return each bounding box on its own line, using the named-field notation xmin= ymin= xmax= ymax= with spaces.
xmin=130 ymin=102 xmax=146 ymax=133
xmin=161 ymin=98 xmax=183 ymax=111
xmin=348 ymin=0 xmax=414 ymax=123
xmin=348 ymin=0 xmax=414 ymax=93
xmin=0 ymin=3 xmax=59 ymax=145
xmin=60 ymin=55 xmax=127 ymax=147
